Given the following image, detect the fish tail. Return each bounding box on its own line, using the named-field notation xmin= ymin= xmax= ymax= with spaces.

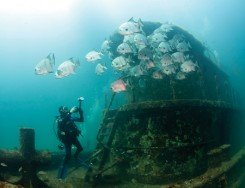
xmin=48 ymin=53 xmax=55 ymax=63
xmin=71 ymin=57 xmax=80 ymax=66
xmin=76 ymin=59 xmax=81 ymax=66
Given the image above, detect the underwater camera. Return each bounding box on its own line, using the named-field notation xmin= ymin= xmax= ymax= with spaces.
xmin=78 ymin=96 xmax=84 ymax=102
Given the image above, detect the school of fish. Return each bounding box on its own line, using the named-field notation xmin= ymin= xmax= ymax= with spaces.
xmin=85 ymin=18 xmax=199 ymax=92
xmin=35 ymin=18 xmax=200 ymax=92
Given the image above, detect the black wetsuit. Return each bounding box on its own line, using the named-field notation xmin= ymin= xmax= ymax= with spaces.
xmin=57 ymin=109 xmax=84 ymax=165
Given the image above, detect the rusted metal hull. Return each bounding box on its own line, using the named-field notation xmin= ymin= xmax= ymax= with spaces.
xmin=85 ymin=100 xmax=243 ymax=187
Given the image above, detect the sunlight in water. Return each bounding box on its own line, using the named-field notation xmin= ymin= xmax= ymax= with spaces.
xmin=0 ymin=0 xmax=77 ymax=14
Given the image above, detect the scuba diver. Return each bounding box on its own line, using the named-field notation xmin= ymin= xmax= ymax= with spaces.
xmin=56 ymin=97 xmax=84 ymax=179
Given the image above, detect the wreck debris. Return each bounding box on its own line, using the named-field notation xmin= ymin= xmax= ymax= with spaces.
xmin=0 ymin=128 xmax=52 ymax=188
xmin=0 ymin=181 xmax=23 ymax=188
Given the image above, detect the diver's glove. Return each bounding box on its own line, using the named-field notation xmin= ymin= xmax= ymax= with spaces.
xmin=70 ymin=106 xmax=79 ymax=113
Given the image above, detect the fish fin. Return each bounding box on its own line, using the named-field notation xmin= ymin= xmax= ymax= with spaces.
xmin=53 ymin=54 xmax=56 ymax=65
xmin=103 ymin=65 xmax=108 ymax=70
xmin=57 ymin=165 xmax=67 ymax=179
xmin=47 ymin=53 xmax=52 ymax=59
xmin=138 ymin=18 xmax=144 ymax=27
xmin=48 ymin=52 xmax=54 ymax=59
xmin=99 ymin=52 xmax=104 ymax=56
xmin=128 ymin=17 xmax=134 ymax=22
xmin=140 ymin=30 xmax=146 ymax=36
xmin=70 ymin=57 xmax=80 ymax=66
xmin=104 ymin=38 xmax=112 ymax=44
xmin=47 ymin=53 xmax=55 ymax=66
xmin=124 ymin=40 xmax=132 ymax=46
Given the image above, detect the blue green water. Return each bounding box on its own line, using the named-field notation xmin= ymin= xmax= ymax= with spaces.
xmin=0 ymin=0 xmax=244 ymax=151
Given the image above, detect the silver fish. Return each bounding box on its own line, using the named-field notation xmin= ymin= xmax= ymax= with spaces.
xmin=160 ymin=53 xmax=173 ymax=67
xmin=144 ymin=60 xmax=155 ymax=69
xmin=153 ymin=27 xmax=164 ymax=35
xmin=111 ymin=56 xmax=130 ymax=71
xmin=152 ymin=70 xmax=163 ymax=79
xmin=176 ymin=41 xmax=191 ymax=52
xmin=35 ymin=53 xmax=55 ymax=75
xmin=171 ymin=52 xmax=186 ymax=63
xmin=162 ymin=64 xmax=176 ymax=75
xmin=85 ymin=51 xmax=103 ymax=62
xmin=175 ymin=72 xmax=186 ymax=80
xmin=55 ymin=58 xmax=79 ymax=78
xmin=133 ymin=33 xmax=148 ymax=50
xmin=151 ymin=33 xmax=167 ymax=44
xmin=153 ymin=51 xmax=163 ymax=63
xmin=123 ymin=33 xmax=136 ymax=44
xmin=159 ymin=23 xmax=173 ymax=32
xmin=169 ymin=34 xmax=186 ymax=49
xmin=118 ymin=18 xmax=143 ymax=35
xmin=101 ymin=40 xmax=111 ymax=53
xmin=180 ymin=60 xmax=198 ymax=73
xmin=158 ymin=41 xmax=172 ymax=53
xmin=138 ymin=47 xmax=153 ymax=61
xmin=117 ymin=42 xmax=133 ymax=54
xmin=147 ymin=35 xmax=158 ymax=49
xmin=95 ymin=63 xmax=107 ymax=75
xmin=129 ymin=65 xmax=145 ymax=77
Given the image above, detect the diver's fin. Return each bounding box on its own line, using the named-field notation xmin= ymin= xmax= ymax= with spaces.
xmin=57 ymin=165 xmax=67 ymax=179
